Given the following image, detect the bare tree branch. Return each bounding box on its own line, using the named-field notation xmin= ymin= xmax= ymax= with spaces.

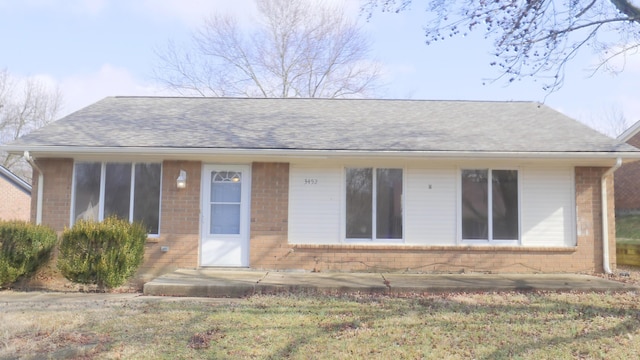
xmin=363 ymin=0 xmax=640 ymax=92
xmin=154 ymin=0 xmax=381 ymax=98
xmin=0 ymin=68 xmax=62 ymax=180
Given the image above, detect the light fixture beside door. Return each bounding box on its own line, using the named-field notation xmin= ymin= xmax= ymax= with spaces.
xmin=176 ymin=169 xmax=187 ymax=189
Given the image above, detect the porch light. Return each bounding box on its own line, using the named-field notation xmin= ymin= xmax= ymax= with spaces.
xmin=177 ymin=170 xmax=187 ymax=189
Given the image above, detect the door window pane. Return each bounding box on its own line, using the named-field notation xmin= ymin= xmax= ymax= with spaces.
xmin=211 ymin=171 xmax=241 ymax=202
xmin=492 ymin=170 xmax=519 ymax=240
xmin=134 ymin=163 xmax=161 ymax=234
xmin=104 ymin=163 xmax=131 ymax=220
xmin=210 ymin=204 xmax=241 ymax=234
xmin=461 ymin=169 xmax=488 ymax=239
xmin=346 ymin=168 xmax=372 ymax=238
xmin=73 ymin=163 xmax=101 ymax=221
xmin=376 ymin=169 xmax=403 ymax=239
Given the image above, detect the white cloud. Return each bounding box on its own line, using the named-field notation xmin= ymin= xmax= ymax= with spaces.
xmin=58 ymin=64 xmax=170 ymax=117
xmin=135 ymin=0 xmax=259 ymax=28
xmin=1 ymin=0 xmax=108 ymax=15
xmin=132 ymin=0 xmax=361 ymax=29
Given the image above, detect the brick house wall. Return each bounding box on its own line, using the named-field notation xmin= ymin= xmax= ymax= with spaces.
xmin=615 ymin=132 xmax=640 ymax=214
xmin=30 ymin=159 xmax=615 ymax=278
xmin=0 ymin=173 xmax=31 ymax=221
xmin=31 ymin=158 xmax=73 ymax=229
xmin=249 ymin=162 xmax=290 ymax=269
xmin=137 ymin=160 xmax=202 ymax=280
xmin=249 ymin=165 xmax=615 ymax=274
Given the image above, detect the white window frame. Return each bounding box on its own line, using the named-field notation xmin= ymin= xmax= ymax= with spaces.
xmin=344 ymin=167 xmax=404 ymax=243
xmin=457 ymin=168 xmax=520 ymax=245
xmin=70 ymin=161 xmax=163 ymax=236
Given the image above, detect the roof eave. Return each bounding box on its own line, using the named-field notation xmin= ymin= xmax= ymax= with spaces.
xmin=4 ymin=145 xmax=640 ymax=162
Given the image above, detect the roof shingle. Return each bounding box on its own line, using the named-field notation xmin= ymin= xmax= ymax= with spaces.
xmin=6 ymin=96 xmax=638 ymax=153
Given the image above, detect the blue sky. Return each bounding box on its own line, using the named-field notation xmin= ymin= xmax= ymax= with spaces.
xmin=1 ymin=0 xmax=639 ymax=136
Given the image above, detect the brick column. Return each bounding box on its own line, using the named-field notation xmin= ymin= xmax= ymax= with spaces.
xmin=249 ymin=162 xmax=290 ymax=269
xmin=575 ymin=167 xmax=615 ymax=273
xmin=30 ymin=158 xmax=73 ymax=231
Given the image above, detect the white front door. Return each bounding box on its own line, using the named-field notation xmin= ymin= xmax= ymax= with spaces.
xmin=200 ymin=165 xmax=250 ymax=267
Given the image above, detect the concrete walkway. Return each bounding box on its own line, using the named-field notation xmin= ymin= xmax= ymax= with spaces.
xmin=143 ymin=269 xmax=640 ymax=298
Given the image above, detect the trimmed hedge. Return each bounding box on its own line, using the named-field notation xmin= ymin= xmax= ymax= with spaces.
xmin=0 ymin=221 xmax=57 ymax=287
xmin=57 ymin=217 xmax=147 ymax=289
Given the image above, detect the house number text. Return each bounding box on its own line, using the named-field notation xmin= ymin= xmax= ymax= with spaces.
xmin=304 ymin=178 xmax=318 ymax=185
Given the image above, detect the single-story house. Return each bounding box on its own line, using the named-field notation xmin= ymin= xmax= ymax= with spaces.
xmin=0 ymin=165 xmax=32 ymax=221
xmin=614 ymin=120 xmax=640 ymax=215
xmin=3 ymin=97 xmax=640 ymax=279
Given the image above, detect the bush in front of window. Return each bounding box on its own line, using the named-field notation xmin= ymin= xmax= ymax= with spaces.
xmin=0 ymin=221 xmax=57 ymax=287
xmin=57 ymin=217 xmax=147 ymax=290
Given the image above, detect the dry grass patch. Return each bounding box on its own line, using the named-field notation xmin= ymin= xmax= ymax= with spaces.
xmin=1 ymin=289 xmax=640 ymax=359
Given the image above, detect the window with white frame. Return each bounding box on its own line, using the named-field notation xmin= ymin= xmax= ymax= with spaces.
xmin=345 ymin=168 xmax=403 ymax=240
xmin=73 ymin=162 xmax=162 ymax=235
xmin=461 ymin=169 xmax=519 ymax=241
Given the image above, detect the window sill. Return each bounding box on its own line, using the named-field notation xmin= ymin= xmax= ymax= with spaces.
xmin=344 ymin=239 xmax=405 ymax=245
xmin=146 ymin=236 xmax=161 ymax=243
xmin=292 ymin=243 xmax=577 ymax=253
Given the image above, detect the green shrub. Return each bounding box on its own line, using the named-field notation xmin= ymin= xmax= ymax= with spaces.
xmin=57 ymin=217 xmax=147 ymax=289
xmin=0 ymin=221 xmax=57 ymax=286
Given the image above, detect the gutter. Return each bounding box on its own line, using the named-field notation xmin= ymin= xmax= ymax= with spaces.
xmin=5 ymin=145 xmax=640 ymax=160
xmin=23 ymin=151 xmax=43 ymax=225
xmin=601 ymin=157 xmax=622 ymax=274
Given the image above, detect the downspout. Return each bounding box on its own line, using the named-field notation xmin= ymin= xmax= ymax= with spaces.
xmin=23 ymin=151 xmax=43 ymax=225
xmin=601 ymin=157 xmax=622 ymax=275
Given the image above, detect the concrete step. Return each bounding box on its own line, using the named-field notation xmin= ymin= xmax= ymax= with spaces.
xmin=143 ymin=269 xmax=639 ymax=298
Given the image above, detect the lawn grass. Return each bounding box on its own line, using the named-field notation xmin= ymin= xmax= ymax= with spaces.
xmin=617 ymin=215 xmax=640 ymax=243
xmin=2 ymin=291 xmax=640 ymax=359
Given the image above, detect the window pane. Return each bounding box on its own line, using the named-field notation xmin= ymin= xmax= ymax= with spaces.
xmin=211 ymin=171 xmax=241 ymax=203
xmin=461 ymin=169 xmax=488 ymax=239
xmin=134 ymin=163 xmax=161 ymax=234
xmin=346 ymin=168 xmax=372 ymax=238
xmin=73 ymin=163 xmax=101 ymax=222
xmin=376 ymin=169 xmax=403 ymax=239
xmin=492 ymin=170 xmax=519 ymax=240
xmin=104 ymin=163 xmax=132 ymax=220
xmin=211 ymin=204 xmax=241 ymax=234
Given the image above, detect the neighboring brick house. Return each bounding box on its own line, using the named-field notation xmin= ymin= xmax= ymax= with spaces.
xmin=615 ymin=121 xmax=640 ymax=215
xmin=3 ymin=97 xmax=640 ymax=281
xmin=0 ymin=165 xmax=32 ymax=221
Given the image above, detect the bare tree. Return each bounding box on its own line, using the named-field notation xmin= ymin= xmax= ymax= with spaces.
xmin=363 ymin=0 xmax=640 ymax=92
xmin=0 ymin=68 xmax=62 ymax=180
xmin=584 ymin=104 xmax=633 ymax=137
xmin=154 ymin=0 xmax=381 ymax=98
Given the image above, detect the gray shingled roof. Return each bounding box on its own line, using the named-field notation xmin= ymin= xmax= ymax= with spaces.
xmin=5 ymin=96 xmax=638 ymax=153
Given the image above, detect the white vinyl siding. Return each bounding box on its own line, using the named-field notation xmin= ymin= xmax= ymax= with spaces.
xmin=520 ymin=167 xmax=575 ymax=247
xmin=288 ymin=165 xmax=342 ymax=244
xmin=288 ymin=163 xmax=575 ymax=247
xmin=404 ymin=167 xmax=457 ymax=245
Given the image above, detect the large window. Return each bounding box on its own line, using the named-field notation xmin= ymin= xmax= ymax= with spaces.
xmin=346 ymin=168 xmax=403 ymax=240
xmin=73 ymin=162 xmax=162 ymax=235
xmin=461 ymin=169 xmax=519 ymax=241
